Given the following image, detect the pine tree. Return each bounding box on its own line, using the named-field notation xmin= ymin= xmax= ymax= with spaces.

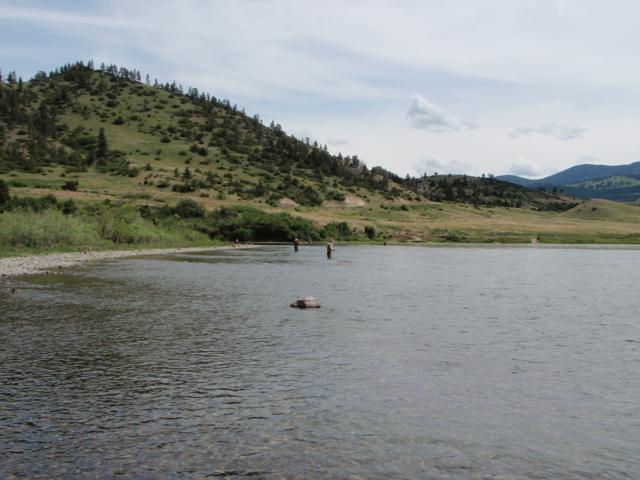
xmin=97 ymin=128 xmax=108 ymax=158
xmin=0 ymin=179 xmax=10 ymax=206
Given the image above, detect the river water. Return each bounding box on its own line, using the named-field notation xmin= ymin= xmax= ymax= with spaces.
xmin=1 ymin=245 xmax=639 ymax=479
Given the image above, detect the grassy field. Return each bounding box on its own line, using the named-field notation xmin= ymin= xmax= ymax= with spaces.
xmin=3 ymin=179 xmax=640 ymax=256
xmin=298 ymin=198 xmax=640 ymax=243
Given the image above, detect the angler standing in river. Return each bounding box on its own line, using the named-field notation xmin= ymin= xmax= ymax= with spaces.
xmin=326 ymin=240 xmax=334 ymax=259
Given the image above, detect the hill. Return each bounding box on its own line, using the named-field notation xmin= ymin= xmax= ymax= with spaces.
xmin=493 ymin=174 xmax=538 ymax=188
xmin=497 ymin=162 xmax=640 ymax=202
xmin=497 ymin=162 xmax=640 ymax=187
xmin=563 ymin=198 xmax=640 ymax=223
xmin=0 ymin=60 xmax=639 ymax=252
xmin=0 ymin=62 xmax=410 ymax=208
xmin=0 ymin=61 xmax=576 ymax=210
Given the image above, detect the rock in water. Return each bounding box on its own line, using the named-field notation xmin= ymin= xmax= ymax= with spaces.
xmin=290 ymin=296 xmax=321 ymax=308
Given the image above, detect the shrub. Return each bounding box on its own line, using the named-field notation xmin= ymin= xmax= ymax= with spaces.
xmin=322 ymin=221 xmax=359 ymax=241
xmin=9 ymin=194 xmax=58 ymax=212
xmin=172 ymin=181 xmax=197 ymax=193
xmin=174 ymin=199 xmax=205 ymax=218
xmin=61 ymin=199 xmax=77 ymax=215
xmin=444 ymin=232 xmax=465 ymax=242
xmin=328 ymin=190 xmax=345 ymax=201
xmin=364 ymin=225 xmax=376 ymax=239
xmin=205 ymin=206 xmax=323 ymax=242
xmin=61 ymin=180 xmax=79 ymax=191
xmin=98 ymin=207 xmax=155 ymax=244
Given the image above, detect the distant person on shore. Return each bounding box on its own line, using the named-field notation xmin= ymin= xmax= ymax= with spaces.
xmin=326 ymin=240 xmax=334 ymax=259
xmin=293 ymin=238 xmax=300 ymax=252
xmin=234 ymin=238 xmax=239 ymax=247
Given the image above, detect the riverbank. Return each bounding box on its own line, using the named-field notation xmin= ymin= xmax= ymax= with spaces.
xmin=0 ymin=244 xmax=255 ymax=277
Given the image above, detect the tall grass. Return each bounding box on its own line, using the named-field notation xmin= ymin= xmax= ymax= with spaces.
xmin=0 ymin=210 xmax=98 ymax=248
xmin=0 ymin=206 xmax=213 ymax=255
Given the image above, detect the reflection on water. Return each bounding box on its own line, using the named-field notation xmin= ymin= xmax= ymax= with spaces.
xmin=1 ymin=245 xmax=639 ymax=478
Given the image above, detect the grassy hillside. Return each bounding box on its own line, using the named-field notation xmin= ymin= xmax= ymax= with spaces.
xmin=0 ymin=62 xmax=417 ymax=207
xmin=570 ymin=176 xmax=640 ymax=189
xmin=0 ymin=61 xmax=575 ymax=208
xmin=1 ymin=61 xmax=640 ymax=252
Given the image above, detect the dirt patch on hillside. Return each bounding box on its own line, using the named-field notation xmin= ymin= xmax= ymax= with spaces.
xmin=344 ymin=195 xmax=366 ymax=207
xmin=14 ymin=188 xmax=115 ymax=201
xmin=279 ymin=197 xmax=300 ymax=208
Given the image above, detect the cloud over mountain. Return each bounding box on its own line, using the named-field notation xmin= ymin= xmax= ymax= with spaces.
xmin=414 ymin=155 xmax=473 ymax=175
xmin=406 ymin=95 xmax=477 ymax=133
xmin=509 ymin=123 xmax=587 ymax=141
xmin=507 ymin=158 xmax=543 ymax=177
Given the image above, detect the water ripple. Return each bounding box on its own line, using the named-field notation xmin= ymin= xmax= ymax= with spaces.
xmin=1 ymin=245 xmax=639 ymax=478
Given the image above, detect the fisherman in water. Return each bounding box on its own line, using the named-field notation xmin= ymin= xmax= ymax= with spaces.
xmin=326 ymin=239 xmax=335 ymax=259
xmin=293 ymin=238 xmax=300 ymax=252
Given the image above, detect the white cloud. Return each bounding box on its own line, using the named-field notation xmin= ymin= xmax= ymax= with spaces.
xmin=576 ymin=155 xmax=599 ymax=164
xmin=0 ymin=5 xmax=122 ymax=29
xmin=509 ymin=122 xmax=587 ymax=140
xmin=406 ymin=95 xmax=477 ymax=132
xmin=507 ymin=158 xmax=543 ymax=177
xmin=5 ymin=1 xmax=640 ymax=177
xmin=327 ymin=138 xmax=350 ymax=146
xmin=413 ymin=155 xmax=473 ymax=175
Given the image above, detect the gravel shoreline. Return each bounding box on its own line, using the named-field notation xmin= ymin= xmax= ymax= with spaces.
xmin=0 ymin=245 xmax=255 ymax=277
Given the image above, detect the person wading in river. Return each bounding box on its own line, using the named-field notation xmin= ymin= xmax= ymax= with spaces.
xmin=293 ymin=238 xmax=300 ymax=252
xmin=326 ymin=240 xmax=335 ymax=259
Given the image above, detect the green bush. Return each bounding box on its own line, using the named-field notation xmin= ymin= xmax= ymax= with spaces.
xmin=322 ymin=221 xmax=359 ymax=241
xmin=8 ymin=194 xmax=58 ymax=212
xmin=61 ymin=199 xmax=77 ymax=215
xmin=61 ymin=180 xmax=78 ymax=191
xmin=174 ymin=199 xmax=204 ymax=218
xmin=444 ymin=232 xmax=465 ymax=242
xmin=98 ymin=207 xmax=157 ymax=243
xmin=205 ymin=206 xmax=323 ymax=242
xmin=0 ymin=195 xmax=359 ymax=252
xmin=328 ymin=190 xmax=345 ymax=201
xmin=364 ymin=225 xmax=376 ymax=239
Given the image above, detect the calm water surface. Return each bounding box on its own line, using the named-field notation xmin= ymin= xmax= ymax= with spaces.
xmin=1 ymin=245 xmax=639 ymax=479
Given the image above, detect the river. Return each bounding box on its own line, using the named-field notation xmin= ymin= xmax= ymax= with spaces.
xmin=1 ymin=245 xmax=639 ymax=478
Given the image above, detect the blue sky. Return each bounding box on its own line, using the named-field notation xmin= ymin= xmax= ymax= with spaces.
xmin=2 ymin=0 xmax=640 ymax=178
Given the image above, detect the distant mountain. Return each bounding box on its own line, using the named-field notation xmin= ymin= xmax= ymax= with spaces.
xmin=493 ymin=175 xmax=538 ymax=188
xmin=497 ymin=161 xmax=640 ymax=202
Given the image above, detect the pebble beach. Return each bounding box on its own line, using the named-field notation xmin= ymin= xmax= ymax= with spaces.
xmin=0 ymin=245 xmax=253 ymax=277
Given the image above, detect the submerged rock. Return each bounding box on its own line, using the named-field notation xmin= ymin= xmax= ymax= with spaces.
xmin=290 ymin=297 xmax=321 ymax=308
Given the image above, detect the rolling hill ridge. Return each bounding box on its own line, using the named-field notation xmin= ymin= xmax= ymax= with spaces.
xmin=497 ymin=161 xmax=640 ymax=202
